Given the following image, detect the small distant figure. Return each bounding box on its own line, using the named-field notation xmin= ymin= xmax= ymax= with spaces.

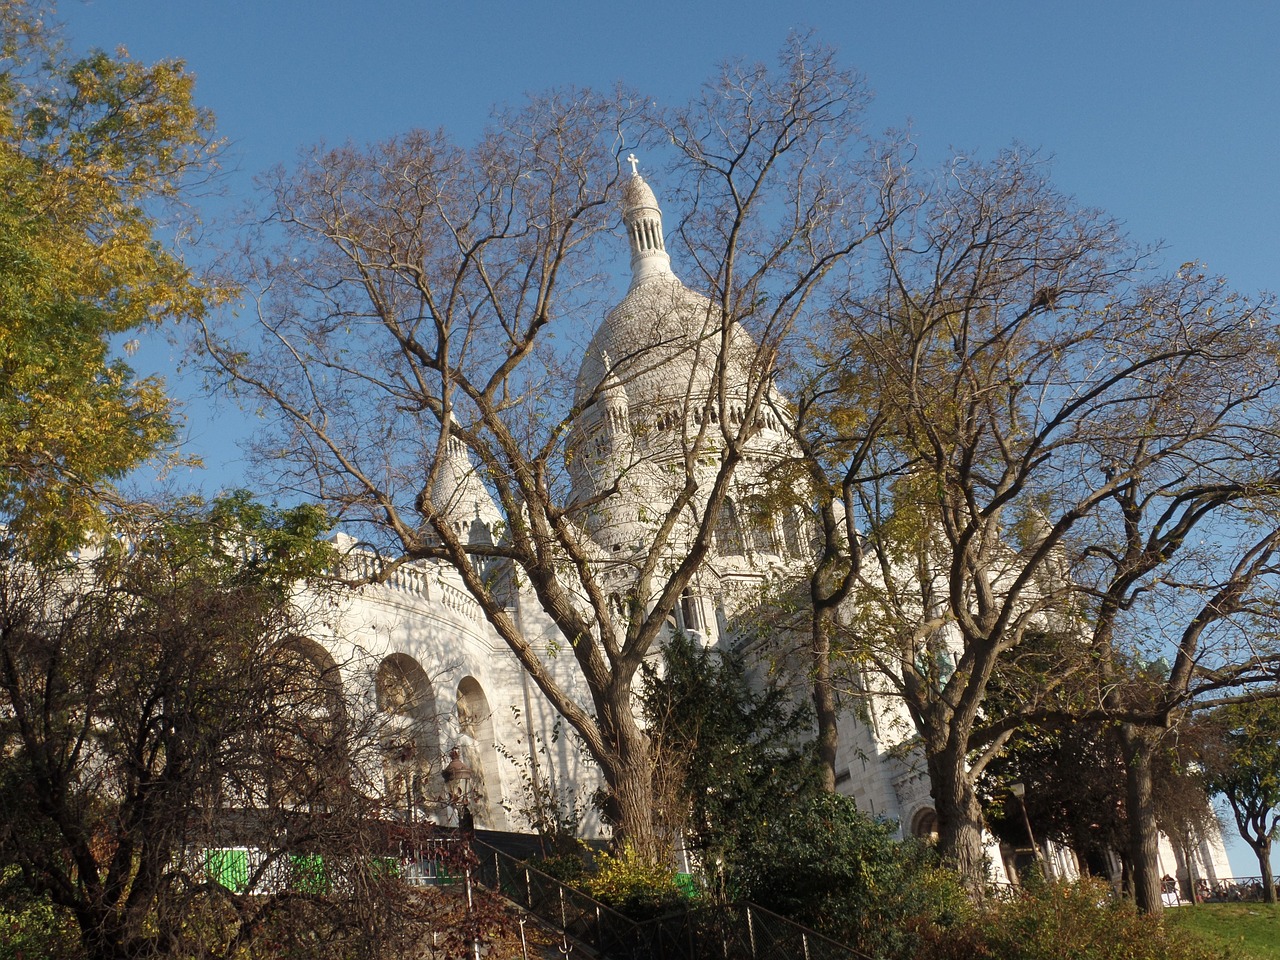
xmin=1161 ymin=875 xmax=1177 ymax=896
xmin=1195 ymin=878 xmax=1210 ymax=903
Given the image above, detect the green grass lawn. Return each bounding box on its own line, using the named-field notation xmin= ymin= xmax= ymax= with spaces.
xmin=1166 ymin=902 xmax=1280 ymax=959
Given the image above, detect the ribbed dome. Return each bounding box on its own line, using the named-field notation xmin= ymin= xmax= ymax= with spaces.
xmin=565 ymin=167 xmax=798 ymax=555
xmin=574 ymin=170 xmax=756 ymax=415
xmin=622 ymin=175 xmax=661 ymax=219
xmin=577 ymin=277 xmax=718 ymax=409
xmin=568 ymin=170 xmax=767 ymax=525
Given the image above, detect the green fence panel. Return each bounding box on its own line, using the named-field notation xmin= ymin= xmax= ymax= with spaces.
xmin=289 ymin=854 xmax=331 ymax=894
xmin=206 ymin=849 xmax=249 ymax=893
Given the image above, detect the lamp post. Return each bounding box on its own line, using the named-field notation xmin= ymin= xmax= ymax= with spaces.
xmin=442 ymin=747 xmax=475 ymax=833
xmin=1010 ymin=782 xmax=1050 ymax=877
xmin=442 ymin=747 xmax=480 ymax=960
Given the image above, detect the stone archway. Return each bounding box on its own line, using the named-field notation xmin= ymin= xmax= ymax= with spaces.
xmin=375 ymin=653 xmax=440 ymax=821
xmin=455 ymin=676 xmax=504 ymax=827
xmin=910 ymin=807 xmax=939 ymax=842
xmin=265 ymin=637 xmax=348 ymax=809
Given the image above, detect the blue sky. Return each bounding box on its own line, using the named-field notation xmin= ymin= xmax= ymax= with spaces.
xmin=63 ymin=0 xmax=1280 ymax=489
xmin=61 ymin=0 xmax=1280 ymax=876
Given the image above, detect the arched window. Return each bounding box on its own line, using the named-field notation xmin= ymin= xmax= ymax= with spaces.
xmin=715 ymin=499 xmax=745 ymax=557
xmin=782 ymin=508 xmax=805 ymax=558
xmin=454 ymin=677 xmax=504 ymax=828
xmin=263 ymin=638 xmax=348 ymax=810
xmin=376 ymin=654 xmax=433 ymax=717
xmin=751 ymin=515 xmax=777 ymax=556
xmin=911 ymin=807 xmax=939 ymax=842
xmin=608 ymin=592 xmax=630 ymax=627
xmin=677 ymin=588 xmax=702 ymax=636
xmin=456 ymin=676 xmax=491 ymax=741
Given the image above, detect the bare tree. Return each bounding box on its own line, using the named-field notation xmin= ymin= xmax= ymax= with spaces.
xmin=203 ymin=39 xmax=894 ymax=854
xmin=786 ymin=148 xmax=1280 ymax=904
xmin=0 ymin=498 xmax=444 ymax=960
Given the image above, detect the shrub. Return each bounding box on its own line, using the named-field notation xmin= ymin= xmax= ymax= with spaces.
xmin=532 ymin=850 xmax=589 ymax=884
xmin=727 ymin=792 xmax=970 ymax=960
xmin=916 ymin=877 xmax=1228 ymax=960
xmin=0 ymin=868 xmax=81 ymax=960
xmin=582 ymin=844 xmax=689 ymax=920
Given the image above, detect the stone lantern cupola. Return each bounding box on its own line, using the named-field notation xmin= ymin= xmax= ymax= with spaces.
xmin=623 ymin=155 xmax=673 ymax=289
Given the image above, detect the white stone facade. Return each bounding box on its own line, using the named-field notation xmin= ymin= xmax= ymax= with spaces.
xmin=301 ymin=170 xmax=1228 ymax=893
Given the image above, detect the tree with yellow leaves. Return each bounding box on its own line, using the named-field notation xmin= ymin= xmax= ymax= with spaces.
xmin=0 ymin=0 xmax=220 ymax=552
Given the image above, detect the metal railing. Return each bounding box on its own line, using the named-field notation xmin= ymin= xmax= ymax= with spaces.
xmin=637 ymin=902 xmax=873 ymax=960
xmin=469 ymin=838 xmax=868 ymax=960
xmin=987 ymin=873 xmax=1280 ymax=906
xmin=1201 ymin=876 xmax=1278 ymax=903
xmin=471 ymin=839 xmax=642 ymax=957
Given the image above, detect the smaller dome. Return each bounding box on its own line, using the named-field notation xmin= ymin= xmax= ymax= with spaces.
xmin=429 ymin=438 xmax=503 ymax=543
xmin=623 ymin=175 xmax=661 ymax=219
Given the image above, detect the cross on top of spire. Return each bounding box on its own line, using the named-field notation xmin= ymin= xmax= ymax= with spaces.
xmin=626 ymin=153 xmax=640 ymax=176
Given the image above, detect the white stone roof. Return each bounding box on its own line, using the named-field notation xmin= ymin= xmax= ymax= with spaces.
xmin=573 ymin=172 xmax=759 ymax=428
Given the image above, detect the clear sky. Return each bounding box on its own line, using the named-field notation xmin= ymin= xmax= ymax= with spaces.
xmin=59 ymin=0 xmax=1280 ymax=877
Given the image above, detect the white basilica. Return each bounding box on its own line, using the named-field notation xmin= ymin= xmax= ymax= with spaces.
xmin=306 ymin=166 xmax=1231 ymax=891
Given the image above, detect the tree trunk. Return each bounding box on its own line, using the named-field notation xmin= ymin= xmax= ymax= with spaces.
xmin=1120 ymin=723 xmax=1163 ymax=915
xmin=811 ymin=615 xmax=838 ymax=792
xmin=1179 ymin=834 xmax=1198 ymax=903
xmin=599 ymin=695 xmax=659 ymax=859
xmin=928 ymin=742 xmax=989 ymax=895
xmin=1256 ymin=837 xmax=1276 ymax=904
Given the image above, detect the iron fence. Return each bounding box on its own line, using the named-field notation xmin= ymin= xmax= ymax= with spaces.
xmin=640 ymin=902 xmax=874 ymax=960
xmin=469 ymin=838 xmax=867 ymax=960
xmin=1202 ymin=876 xmax=1278 ymax=903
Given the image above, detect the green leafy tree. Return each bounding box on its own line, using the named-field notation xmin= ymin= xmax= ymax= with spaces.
xmin=640 ymin=632 xmax=818 ymax=896
xmin=641 ymin=634 xmax=965 ymax=960
xmin=0 ymin=0 xmax=221 ymax=553
xmin=982 ymin=716 xmax=1219 ymax=899
xmin=979 ymin=722 xmax=1130 ymax=883
xmin=1203 ymin=698 xmax=1280 ymax=902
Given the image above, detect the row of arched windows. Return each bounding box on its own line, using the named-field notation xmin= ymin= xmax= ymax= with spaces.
xmin=636 ymin=403 xmax=784 ymax=436
xmin=714 ymin=499 xmax=810 ymax=561
xmin=277 ymin=642 xmax=500 ymax=826
xmin=375 ymin=656 xmax=499 ymax=826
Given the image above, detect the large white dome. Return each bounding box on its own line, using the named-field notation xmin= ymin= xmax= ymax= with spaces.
xmin=572 ymin=172 xmax=760 ymax=453
xmin=566 ymin=170 xmax=792 ymax=555
xmin=575 ymin=277 xmax=755 ymax=414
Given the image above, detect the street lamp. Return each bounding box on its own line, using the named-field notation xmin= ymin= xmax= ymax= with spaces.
xmin=1009 ymin=782 xmax=1050 ymax=877
xmin=441 ymin=747 xmax=480 ymax=960
xmin=442 ymin=747 xmax=475 ymax=832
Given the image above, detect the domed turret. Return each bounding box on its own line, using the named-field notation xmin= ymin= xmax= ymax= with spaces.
xmin=430 ymin=437 xmax=503 ymax=544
